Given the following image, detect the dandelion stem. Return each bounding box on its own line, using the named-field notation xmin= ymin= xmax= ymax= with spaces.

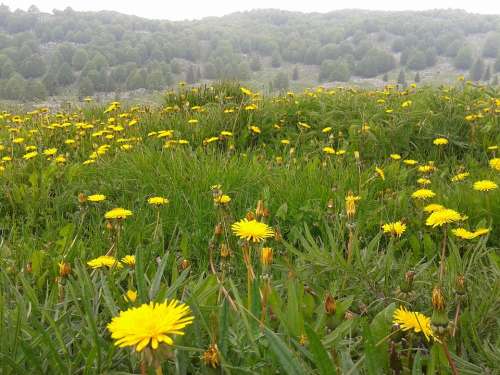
xmin=439 ymin=226 xmax=447 ymax=281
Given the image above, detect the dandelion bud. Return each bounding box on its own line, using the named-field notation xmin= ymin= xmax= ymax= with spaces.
xmin=245 ymin=211 xmax=255 ymax=221
xmin=78 ymin=193 xmax=87 ymax=204
xmin=299 ymin=334 xmax=308 ymax=346
xmin=214 ymin=223 xmax=223 ymax=237
xmin=180 ymin=259 xmax=190 ymax=270
xmin=58 ymin=262 xmax=71 ymax=277
xmin=274 ymin=228 xmax=282 ymax=241
xmin=25 ymin=262 xmax=32 ymax=273
xmin=220 ymin=243 xmax=230 ymax=258
xmin=202 ymin=343 xmax=220 ymax=368
xmin=106 ymin=221 xmax=114 ymax=231
xmin=124 ymin=290 xmax=137 ymax=303
xmin=455 ymin=275 xmax=465 ymax=294
xmin=432 ymin=286 xmax=445 ymax=311
xmin=327 ymin=198 xmax=334 ymax=210
xmin=260 ymin=247 xmax=273 ymax=267
xmin=256 ymin=200 xmax=265 ymax=217
xmin=324 ymin=293 xmax=336 ymax=315
xmin=344 ymin=310 xmax=355 ymax=320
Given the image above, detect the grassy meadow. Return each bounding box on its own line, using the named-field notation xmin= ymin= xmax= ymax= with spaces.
xmin=0 ymin=81 xmax=499 ymax=374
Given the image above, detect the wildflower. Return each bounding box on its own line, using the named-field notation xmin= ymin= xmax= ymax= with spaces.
xmin=382 ymin=221 xmax=407 ymax=237
xmin=451 ymin=172 xmax=469 ymax=182
xmin=214 ymin=194 xmax=231 ymax=205
xmin=105 ymin=208 xmax=133 ymax=220
xmin=323 ymin=146 xmax=335 ymax=154
xmin=322 ymin=127 xmax=332 ymax=133
xmin=417 ymin=178 xmax=431 ymax=186
xmin=433 ymin=138 xmax=448 ymax=146
xmin=261 ymin=247 xmax=273 ymax=266
xmin=473 ymin=180 xmax=498 ymax=192
xmin=202 ymin=344 xmax=220 ymax=368
xmin=411 ymin=189 xmax=436 ymax=200
xmin=124 ymin=290 xmax=137 ymax=303
xmin=231 ymin=219 xmax=274 ymax=243
xmin=418 ymin=164 xmax=436 ymax=173
xmin=87 ymin=255 xmax=123 ymax=269
xmin=22 ymin=151 xmax=38 ymax=160
xmin=121 ymin=255 xmax=136 ymax=267
xmin=249 ymin=125 xmax=261 ymax=134
xmin=423 ymin=203 xmax=445 ymax=213
xmin=489 ymin=158 xmax=500 ymax=171
xmin=425 ymin=209 xmax=464 ymax=227
xmin=43 ymin=148 xmax=58 ymax=156
xmin=393 ymin=306 xmax=435 ymax=341
xmin=345 ymin=192 xmax=361 ymax=219
xmin=107 ymin=300 xmax=194 ymax=351
xmin=403 ymin=159 xmax=418 ymax=166
xmin=451 ymin=227 xmax=489 ymax=240
xmin=148 ymin=196 xmax=169 ymax=206
xmin=87 ymin=194 xmax=106 ymax=202
xmin=324 ymin=293 xmax=336 ymax=315
xmin=390 ymin=154 xmax=401 ymax=160
xmin=375 ymin=167 xmax=385 ymax=180
xmin=58 ymin=262 xmax=71 ymax=277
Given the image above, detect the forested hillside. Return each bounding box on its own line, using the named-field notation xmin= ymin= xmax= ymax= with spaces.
xmin=1 ymin=6 xmax=500 ymax=100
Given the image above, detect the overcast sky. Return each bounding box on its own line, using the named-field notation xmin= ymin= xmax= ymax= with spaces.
xmin=4 ymin=0 xmax=500 ymax=20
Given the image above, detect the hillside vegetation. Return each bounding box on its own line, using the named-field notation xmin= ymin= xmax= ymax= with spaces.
xmin=0 ymin=82 xmax=499 ymax=373
xmin=1 ymin=6 xmax=500 ymax=101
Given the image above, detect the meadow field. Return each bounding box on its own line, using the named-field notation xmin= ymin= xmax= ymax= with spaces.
xmin=0 ymin=81 xmax=499 ymax=374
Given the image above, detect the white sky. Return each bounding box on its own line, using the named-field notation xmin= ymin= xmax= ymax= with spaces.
xmin=3 ymin=0 xmax=500 ymax=20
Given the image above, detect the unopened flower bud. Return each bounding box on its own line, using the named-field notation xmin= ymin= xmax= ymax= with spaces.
xmin=220 ymin=243 xmax=230 ymax=258
xmin=324 ymin=293 xmax=336 ymax=315
xmin=245 ymin=211 xmax=255 ymax=221
xmin=78 ymin=193 xmax=87 ymax=204
xmin=58 ymin=262 xmax=71 ymax=277
xmin=432 ymin=286 xmax=445 ymax=311
xmin=180 ymin=259 xmax=190 ymax=270
xmin=214 ymin=223 xmax=223 ymax=237
xmin=261 ymin=247 xmax=273 ymax=266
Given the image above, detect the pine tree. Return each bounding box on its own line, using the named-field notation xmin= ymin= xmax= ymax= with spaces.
xmin=469 ymin=58 xmax=485 ymax=81
xmin=415 ymin=72 xmax=421 ymax=83
xmin=292 ymin=66 xmax=299 ymax=81
xmin=185 ymin=65 xmax=195 ymax=84
xmin=397 ymin=70 xmax=406 ymax=86
xmin=382 ymin=73 xmax=389 ymax=82
xmin=483 ymin=65 xmax=491 ymax=82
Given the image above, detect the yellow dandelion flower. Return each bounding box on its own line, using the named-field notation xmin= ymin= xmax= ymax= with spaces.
xmin=411 ymin=189 xmax=436 ymax=200
xmin=473 ymin=180 xmax=498 ymax=192
xmin=390 ymin=154 xmax=401 ymax=160
xmin=107 ymin=300 xmax=194 ymax=351
xmin=403 ymin=159 xmax=418 ymax=166
xmin=249 ymin=125 xmax=261 ymax=134
xmin=148 ymin=196 xmax=169 ymax=206
xmin=423 ymin=203 xmax=445 ymax=213
xmin=489 ymin=158 xmax=500 ymax=171
xmin=105 ymin=208 xmax=133 ymax=220
xmin=451 ymin=172 xmax=470 ymax=182
xmin=417 ymin=178 xmax=431 ymax=186
xmin=433 ymin=138 xmax=448 ymax=146
xmin=231 ymin=219 xmax=274 ymax=243
xmin=382 ymin=221 xmax=406 ymax=237
xmin=87 ymin=194 xmax=106 ymax=202
xmin=87 ymin=255 xmax=123 ymax=269
xmin=121 ymin=255 xmax=136 ymax=267
xmin=322 ymin=127 xmax=332 ymax=133
xmin=124 ymin=290 xmax=137 ymax=303
xmin=214 ymin=194 xmax=231 ymax=205
xmin=22 ymin=151 xmax=38 ymax=160
xmin=425 ymin=209 xmax=464 ymax=227
xmin=452 ymin=227 xmax=489 ymax=240
xmin=345 ymin=193 xmax=361 ymax=219
xmin=393 ymin=306 xmax=435 ymax=341
xmin=375 ymin=167 xmax=385 ymax=180
xmin=322 ymin=146 xmax=335 ymax=154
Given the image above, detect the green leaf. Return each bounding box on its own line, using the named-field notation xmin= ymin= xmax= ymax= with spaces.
xmin=264 ymin=327 xmax=305 ymax=375
xmin=304 ymin=323 xmax=336 ymax=375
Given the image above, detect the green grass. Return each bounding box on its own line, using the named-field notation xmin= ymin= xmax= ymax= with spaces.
xmin=0 ymin=81 xmax=499 ymax=374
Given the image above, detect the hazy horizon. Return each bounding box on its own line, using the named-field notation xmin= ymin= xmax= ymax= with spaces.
xmin=3 ymin=1 xmax=500 ymax=21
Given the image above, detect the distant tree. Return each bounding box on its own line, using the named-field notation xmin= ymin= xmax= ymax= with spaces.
xmin=271 ymin=51 xmax=282 ymax=68
xmin=42 ymin=69 xmax=58 ymax=95
xmin=5 ymin=74 xmax=26 ymax=100
xmin=425 ymin=48 xmax=437 ymax=68
xmin=356 ymin=48 xmax=395 ymax=78
xmin=397 ymin=69 xmax=406 ymax=86
xmin=407 ymin=50 xmax=427 ymax=70
xmin=20 ymin=54 xmax=46 ymax=78
xmin=203 ymin=63 xmax=217 ymax=79
xmin=483 ymin=65 xmax=491 ymax=82
xmin=0 ymin=55 xmax=15 ymax=79
xmin=292 ymin=66 xmax=299 ymax=81
xmin=250 ymin=55 xmax=262 ymax=71
xmin=414 ymin=72 xmax=421 ymax=83
xmin=78 ymin=77 xmax=94 ymax=97
xmin=170 ymin=59 xmax=182 ymax=75
xmin=382 ymin=73 xmax=389 ymax=82
xmin=126 ymin=69 xmax=146 ymax=90
xmin=319 ymin=60 xmax=351 ymax=82
xmin=494 ymin=57 xmax=500 ymax=73
xmin=492 ymin=75 xmax=499 ymax=86
xmin=185 ymin=65 xmax=196 ymax=84
xmin=146 ymin=70 xmax=164 ymax=90
xmin=482 ymin=33 xmax=500 ymax=58
xmin=391 ymin=38 xmax=405 ymax=53
xmin=57 ymin=63 xmax=75 ymax=86
xmin=272 ymin=71 xmax=289 ymax=90
xmin=237 ymin=62 xmax=251 ymax=80
xmin=470 ymin=58 xmax=485 ymax=81
xmin=454 ymin=46 xmax=474 ymax=70
xmin=24 ymin=80 xmax=47 ymax=101
xmin=72 ymin=49 xmax=88 ymax=71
